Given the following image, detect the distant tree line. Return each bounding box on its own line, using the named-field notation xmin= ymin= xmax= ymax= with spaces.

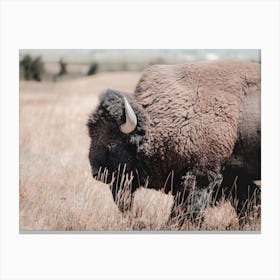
xmin=20 ymin=55 xmax=99 ymax=82
xmin=20 ymin=55 xmax=45 ymax=81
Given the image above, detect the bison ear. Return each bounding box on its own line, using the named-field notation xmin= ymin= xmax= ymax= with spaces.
xmin=120 ymin=97 xmax=137 ymax=134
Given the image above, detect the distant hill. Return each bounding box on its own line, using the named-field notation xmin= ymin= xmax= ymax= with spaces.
xmin=19 ymin=49 xmax=260 ymax=64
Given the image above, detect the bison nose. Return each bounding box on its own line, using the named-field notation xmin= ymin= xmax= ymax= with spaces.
xmin=91 ymin=168 xmax=99 ymax=177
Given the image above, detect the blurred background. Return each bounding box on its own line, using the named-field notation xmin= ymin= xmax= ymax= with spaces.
xmin=19 ymin=49 xmax=260 ymax=82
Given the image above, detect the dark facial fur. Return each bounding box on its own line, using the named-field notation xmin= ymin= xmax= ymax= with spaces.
xmin=87 ymin=89 xmax=149 ymax=205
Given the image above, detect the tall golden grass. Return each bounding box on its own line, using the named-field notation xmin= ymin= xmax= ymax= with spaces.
xmin=19 ymin=72 xmax=260 ymax=231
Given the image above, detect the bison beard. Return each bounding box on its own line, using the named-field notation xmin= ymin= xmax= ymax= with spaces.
xmin=87 ymin=60 xmax=261 ymax=225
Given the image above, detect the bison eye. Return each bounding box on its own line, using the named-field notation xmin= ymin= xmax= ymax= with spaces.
xmin=107 ymin=143 xmax=118 ymax=152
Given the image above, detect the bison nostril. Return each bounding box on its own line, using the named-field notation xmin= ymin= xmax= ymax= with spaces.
xmin=92 ymin=168 xmax=99 ymax=177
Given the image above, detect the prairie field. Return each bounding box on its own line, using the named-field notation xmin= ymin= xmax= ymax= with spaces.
xmin=19 ymin=72 xmax=261 ymax=231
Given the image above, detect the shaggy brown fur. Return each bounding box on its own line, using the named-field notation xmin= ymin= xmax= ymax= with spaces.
xmin=135 ymin=60 xmax=260 ymax=187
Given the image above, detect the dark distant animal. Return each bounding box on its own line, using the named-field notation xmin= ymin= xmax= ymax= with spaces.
xmin=87 ymin=60 xmax=261 ymax=221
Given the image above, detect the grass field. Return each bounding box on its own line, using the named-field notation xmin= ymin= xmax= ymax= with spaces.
xmin=19 ymin=72 xmax=261 ymax=231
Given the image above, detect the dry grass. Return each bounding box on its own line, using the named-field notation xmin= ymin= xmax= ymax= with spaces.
xmin=19 ymin=72 xmax=261 ymax=231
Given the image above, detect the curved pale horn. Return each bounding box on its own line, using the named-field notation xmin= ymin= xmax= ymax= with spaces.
xmin=120 ymin=97 xmax=137 ymax=134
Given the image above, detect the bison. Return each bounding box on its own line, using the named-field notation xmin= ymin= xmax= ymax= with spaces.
xmin=87 ymin=60 xmax=261 ymax=222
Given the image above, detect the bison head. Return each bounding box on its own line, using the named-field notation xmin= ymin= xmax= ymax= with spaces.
xmin=87 ymin=89 xmax=148 ymax=209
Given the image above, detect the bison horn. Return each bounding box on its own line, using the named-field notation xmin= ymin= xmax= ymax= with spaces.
xmin=120 ymin=97 xmax=137 ymax=134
